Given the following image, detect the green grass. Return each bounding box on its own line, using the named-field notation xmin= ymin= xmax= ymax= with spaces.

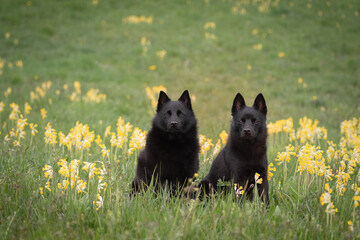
xmin=0 ymin=0 xmax=359 ymax=239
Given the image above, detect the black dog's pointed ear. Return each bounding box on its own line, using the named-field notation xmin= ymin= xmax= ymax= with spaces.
xmin=232 ymin=93 xmax=246 ymax=116
xmin=157 ymin=91 xmax=171 ymax=112
xmin=253 ymin=93 xmax=267 ymax=115
xmin=178 ymin=90 xmax=192 ymax=110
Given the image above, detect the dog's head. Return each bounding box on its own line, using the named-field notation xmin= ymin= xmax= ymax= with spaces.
xmin=153 ymin=90 xmax=196 ymax=136
xmin=231 ymin=93 xmax=267 ymax=142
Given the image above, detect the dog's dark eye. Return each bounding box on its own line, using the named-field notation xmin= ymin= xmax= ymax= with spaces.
xmin=251 ymin=118 xmax=256 ymax=124
xmin=240 ymin=118 xmax=245 ymax=124
xmin=177 ymin=110 xmax=183 ymax=116
xmin=166 ymin=110 xmax=172 ymax=116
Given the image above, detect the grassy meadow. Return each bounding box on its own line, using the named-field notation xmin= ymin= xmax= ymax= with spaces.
xmin=1 ymin=0 xmax=360 ymax=239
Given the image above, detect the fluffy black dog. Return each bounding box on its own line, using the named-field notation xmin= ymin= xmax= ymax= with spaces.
xmin=200 ymin=93 xmax=269 ymax=203
xmin=132 ymin=90 xmax=199 ymax=192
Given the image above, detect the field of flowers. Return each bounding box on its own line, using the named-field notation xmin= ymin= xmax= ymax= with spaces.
xmin=1 ymin=0 xmax=359 ymax=239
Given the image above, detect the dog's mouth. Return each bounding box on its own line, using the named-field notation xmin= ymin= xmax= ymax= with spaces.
xmin=167 ymin=128 xmax=182 ymax=133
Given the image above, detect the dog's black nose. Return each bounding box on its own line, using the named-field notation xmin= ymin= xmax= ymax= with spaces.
xmin=170 ymin=121 xmax=178 ymax=127
xmin=243 ymin=129 xmax=251 ymax=135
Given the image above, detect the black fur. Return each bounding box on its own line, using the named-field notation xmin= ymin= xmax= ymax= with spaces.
xmin=132 ymin=90 xmax=200 ymax=193
xmin=200 ymin=93 xmax=269 ymax=203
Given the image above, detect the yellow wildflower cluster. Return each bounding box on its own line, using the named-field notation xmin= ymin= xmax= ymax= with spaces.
xmin=297 ymin=143 xmax=332 ymax=180
xmin=275 ymin=144 xmax=296 ymax=165
xmin=128 ymin=127 xmax=147 ymax=155
xmin=9 ymin=102 xmax=20 ymax=120
xmin=24 ymin=102 xmax=31 ymax=115
xmin=268 ymin=117 xmax=327 ymax=143
xmin=353 ymin=185 xmax=360 ymax=209
xmin=83 ymin=88 xmax=106 ymax=103
xmin=320 ymin=184 xmax=338 ymax=225
xmin=123 ymin=15 xmax=153 ymax=24
xmin=0 ymin=101 xmax=5 ymax=113
xmin=267 ymin=117 xmax=294 ymax=136
xmin=231 ymin=0 xmax=280 ymax=15
xmin=40 ymin=108 xmax=47 ymax=119
xmin=340 ymin=117 xmax=360 ymax=148
xmin=30 ymin=81 xmax=52 ymax=102
xmin=219 ymin=130 xmax=228 ymax=145
xmin=44 ymin=122 xmax=57 ymax=145
xmin=4 ymin=87 xmax=11 ymax=98
xmin=59 ymin=122 xmax=95 ymax=151
xmin=204 ymin=21 xmax=216 ymax=40
xmin=145 ymin=85 xmax=167 ymax=109
xmin=110 ymin=116 xmax=133 ymax=149
xmin=267 ymin=163 xmax=276 ymax=180
xmin=156 ymin=50 xmax=167 ymax=60
xmin=141 ymin=37 xmax=151 ymax=55
xmin=199 ymin=134 xmax=214 ymax=155
xmin=41 ymin=159 xmax=107 ymax=200
xmin=297 ymin=117 xmax=327 ymax=144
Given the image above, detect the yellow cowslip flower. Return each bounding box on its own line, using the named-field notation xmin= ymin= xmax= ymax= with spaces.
xmin=340 ymin=117 xmax=360 ymax=148
xmin=255 ymin=173 xmax=263 ymax=185
xmin=44 ymin=122 xmax=57 ymax=145
xmin=128 ymin=127 xmax=146 ymax=155
xmin=39 ymin=187 xmax=44 ymax=197
xmin=9 ymin=102 xmax=20 ymax=120
xmin=204 ymin=32 xmax=216 ymax=39
xmin=92 ymin=0 xmax=98 ymax=5
xmin=83 ymin=88 xmax=106 ymax=103
xmin=146 ymin=85 xmax=167 ymax=109
xmin=278 ymin=52 xmax=285 ymax=58
xmin=298 ymin=77 xmax=303 ymax=84
xmin=13 ymin=140 xmax=20 ymax=147
xmin=58 ymin=180 xmax=70 ymax=190
xmin=75 ymin=179 xmax=86 ymax=193
xmin=275 ymin=144 xmax=295 ymax=165
xmin=100 ymin=143 xmax=110 ymax=157
xmin=0 ymin=101 xmax=5 ymax=112
xmin=123 ymin=15 xmax=153 ymax=24
xmin=149 ymin=65 xmax=157 ymax=71
xmin=58 ymin=159 xmax=69 ymax=177
xmin=268 ymin=163 xmax=276 ymax=180
xmin=252 ymin=43 xmax=263 ymax=50
xmin=74 ymin=81 xmax=81 ymax=94
xmin=348 ymin=221 xmax=354 ymax=232
xmin=30 ymin=91 xmax=38 ymax=102
xmin=234 ymin=184 xmax=244 ymax=198
xmin=194 ymin=173 xmax=199 ymax=178
xmin=104 ymin=126 xmax=112 ymax=137
xmin=204 ymin=22 xmax=216 ymax=29
xmin=156 ymin=50 xmax=167 ymax=60
xmin=199 ymin=134 xmax=214 ymax=155
xmin=252 ymin=28 xmax=259 ymax=35
xmin=16 ymin=60 xmax=23 ymax=68
xmin=42 ymin=164 xmax=53 ymax=179
xmin=211 ymin=139 xmax=221 ymax=159
xmin=40 ymin=108 xmax=47 ymax=119
xmin=297 ymin=143 xmax=333 ymax=180
xmin=95 ymin=135 xmax=103 ymax=145
xmin=97 ymin=180 xmax=108 ymax=192
xmin=82 ymin=161 xmax=98 ymax=178
xmin=219 ymin=130 xmax=228 ymax=145
xmin=95 ymin=194 xmax=103 ymax=211
xmin=296 ymin=117 xmax=327 ymax=144
xmin=24 ymin=102 xmax=31 ymax=115
xmin=5 ymin=32 xmax=10 ymax=39
xmin=247 ymin=64 xmax=252 ymax=71
xmin=45 ymin=180 xmax=51 ymax=192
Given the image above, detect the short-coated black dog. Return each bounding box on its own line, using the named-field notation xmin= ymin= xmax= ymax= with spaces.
xmin=200 ymin=93 xmax=269 ymax=203
xmin=132 ymin=90 xmax=199 ymax=193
